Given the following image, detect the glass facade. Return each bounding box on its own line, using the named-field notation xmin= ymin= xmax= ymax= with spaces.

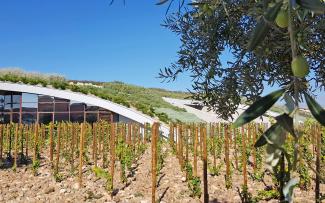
xmin=0 ymin=90 xmax=117 ymax=124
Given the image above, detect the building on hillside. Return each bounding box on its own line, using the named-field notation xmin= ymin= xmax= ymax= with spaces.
xmin=0 ymin=90 xmax=118 ymax=124
xmin=0 ymin=81 xmax=169 ymax=136
xmin=163 ymin=97 xmax=276 ymax=125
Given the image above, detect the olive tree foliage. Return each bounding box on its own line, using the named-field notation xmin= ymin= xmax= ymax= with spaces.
xmin=158 ymin=0 xmax=325 ymax=120
xmin=157 ymin=1 xmax=325 ymax=201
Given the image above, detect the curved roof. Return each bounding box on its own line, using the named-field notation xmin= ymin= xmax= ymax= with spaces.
xmin=0 ymin=81 xmax=169 ymax=136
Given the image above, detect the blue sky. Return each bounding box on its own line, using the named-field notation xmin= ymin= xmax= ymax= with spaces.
xmin=0 ymin=0 xmax=324 ymax=105
xmin=0 ymin=0 xmax=193 ymax=91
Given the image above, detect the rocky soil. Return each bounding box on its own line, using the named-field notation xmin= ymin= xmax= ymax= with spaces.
xmin=0 ymin=144 xmax=323 ymax=203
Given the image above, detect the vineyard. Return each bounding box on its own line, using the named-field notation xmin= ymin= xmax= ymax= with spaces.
xmin=0 ymin=121 xmax=324 ymax=202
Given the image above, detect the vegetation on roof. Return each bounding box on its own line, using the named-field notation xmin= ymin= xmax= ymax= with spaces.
xmin=155 ymin=108 xmax=203 ymax=123
xmin=0 ymin=68 xmax=194 ymax=123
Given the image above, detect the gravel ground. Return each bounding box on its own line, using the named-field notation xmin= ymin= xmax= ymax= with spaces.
xmin=0 ymin=144 xmax=323 ymax=203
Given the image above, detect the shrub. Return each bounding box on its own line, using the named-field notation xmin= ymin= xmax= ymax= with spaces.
xmin=50 ymin=80 xmax=68 ymax=90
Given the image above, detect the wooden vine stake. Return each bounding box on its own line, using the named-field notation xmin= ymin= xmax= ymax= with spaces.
xmin=185 ymin=126 xmax=189 ymax=164
xmin=93 ymin=123 xmax=97 ymax=167
xmin=120 ymin=124 xmax=126 ymax=183
xmin=175 ymin=124 xmax=178 ymax=156
xmin=132 ymin=124 xmax=136 ymax=151
xmin=202 ymin=125 xmax=209 ymax=203
xmin=101 ymin=124 xmax=106 ymax=168
xmin=241 ymin=126 xmax=248 ymax=188
xmin=70 ymin=124 xmax=75 ymax=170
xmin=8 ymin=124 xmax=12 ymax=157
xmin=73 ymin=124 xmax=76 ymax=155
xmin=49 ymin=122 xmax=54 ymax=166
xmin=13 ymin=124 xmax=18 ymax=170
xmin=233 ymin=128 xmax=238 ymax=170
xmin=79 ymin=123 xmax=85 ymax=187
xmin=151 ymin=122 xmax=159 ymax=203
xmin=26 ymin=125 xmax=29 ymax=158
xmin=252 ymin=124 xmax=257 ymax=172
xmin=193 ymin=126 xmax=198 ymax=177
xmin=127 ymin=123 xmax=131 ymax=146
xmin=61 ymin=124 xmax=65 ymax=155
xmin=169 ymin=123 xmax=174 ymax=149
xmin=142 ymin=123 xmax=146 ymax=144
xmin=315 ymin=125 xmax=321 ymax=203
xmin=211 ymin=123 xmax=216 ymax=169
xmin=184 ymin=125 xmax=189 ymax=180
xmin=200 ymin=125 xmax=203 ymax=160
xmin=178 ymin=124 xmax=184 ymax=169
xmin=19 ymin=124 xmax=23 ymax=161
xmin=6 ymin=124 xmax=10 ymax=157
xmin=64 ymin=124 xmax=67 ymax=161
xmin=224 ymin=124 xmax=231 ymax=189
xmin=33 ymin=123 xmax=39 ymax=164
xmin=55 ymin=124 xmax=61 ymax=175
xmin=0 ymin=125 xmax=3 ymax=161
xmin=41 ymin=124 xmax=45 ymax=153
xmin=109 ymin=123 xmax=116 ymax=192
xmin=312 ymin=124 xmax=316 ymax=156
xmin=98 ymin=123 xmax=102 ymax=159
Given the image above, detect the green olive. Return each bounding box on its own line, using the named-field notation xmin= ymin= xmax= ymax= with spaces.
xmin=291 ymin=56 xmax=309 ymax=78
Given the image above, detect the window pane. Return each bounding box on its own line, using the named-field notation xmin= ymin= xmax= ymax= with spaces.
xmin=4 ymin=95 xmax=11 ymax=104
xmin=112 ymin=113 xmax=119 ymax=122
xmin=55 ymin=102 xmax=69 ymax=112
xmin=98 ymin=107 xmax=109 ymax=112
xmin=4 ymin=104 xmax=11 ymax=112
xmin=39 ymin=113 xmax=52 ymax=124
xmin=99 ymin=112 xmax=111 ymax=121
xmin=0 ymin=95 xmax=4 ymax=113
xmin=38 ymin=95 xmax=54 ymax=103
xmin=22 ymin=103 xmax=37 ymax=112
xmin=22 ymin=93 xmax=38 ymax=103
xmin=0 ymin=113 xmax=6 ymax=123
xmin=12 ymin=113 xmax=20 ymax=123
xmin=3 ymin=114 xmax=10 ymax=123
xmin=54 ymin=113 xmax=69 ymax=122
xmin=54 ymin=97 xmax=69 ymax=103
xmin=86 ymin=113 xmax=97 ymax=123
xmin=70 ymin=113 xmax=84 ymax=123
xmin=70 ymin=103 xmax=84 ymax=112
xmin=12 ymin=103 xmax=20 ymax=112
xmin=86 ymin=105 xmax=98 ymax=112
xmin=38 ymin=102 xmax=53 ymax=112
xmin=22 ymin=113 xmax=37 ymax=124
xmin=12 ymin=94 xmax=21 ymax=104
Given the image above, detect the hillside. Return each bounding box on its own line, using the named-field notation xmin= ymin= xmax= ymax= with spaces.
xmin=0 ymin=68 xmax=203 ymax=123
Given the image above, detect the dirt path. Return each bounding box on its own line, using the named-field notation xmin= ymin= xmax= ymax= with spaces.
xmin=113 ymin=147 xmax=152 ymax=202
xmin=114 ymin=144 xmax=201 ymax=203
xmin=156 ymin=146 xmax=199 ymax=203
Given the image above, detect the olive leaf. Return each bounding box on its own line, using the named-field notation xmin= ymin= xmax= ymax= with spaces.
xmin=283 ymin=93 xmax=295 ymax=114
xmin=233 ymin=89 xmax=285 ymax=128
xmin=156 ymin=0 xmax=169 ymax=5
xmin=188 ymin=2 xmax=206 ymax=6
xmin=254 ymin=123 xmax=284 ymax=148
xmin=247 ymin=1 xmax=283 ymax=51
xmin=304 ymin=93 xmax=325 ymax=126
xmin=275 ymin=114 xmax=295 ymax=137
xmin=265 ymin=144 xmax=282 ymax=170
xmin=296 ymin=0 xmax=325 ymax=14
xmin=283 ymin=178 xmax=299 ymax=203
